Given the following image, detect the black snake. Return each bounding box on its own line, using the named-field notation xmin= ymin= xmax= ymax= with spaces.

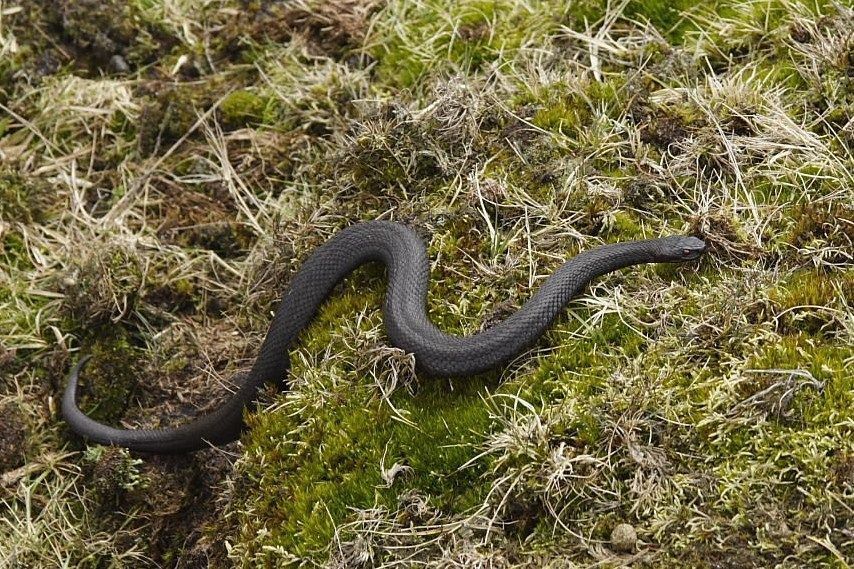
xmin=63 ymin=221 xmax=706 ymax=453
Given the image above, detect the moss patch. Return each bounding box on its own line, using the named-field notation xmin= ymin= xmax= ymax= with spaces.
xmin=219 ymin=90 xmax=268 ymax=130
xmin=74 ymin=330 xmax=141 ymax=425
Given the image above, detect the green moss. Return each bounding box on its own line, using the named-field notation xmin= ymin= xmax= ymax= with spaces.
xmin=512 ymin=313 xmax=646 ymax=416
xmin=532 ymin=95 xmax=591 ymax=135
xmin=625 ymin=0 xmax=703 ymax=41
xmin=770 ymin=271 xmax=853 ymax=336
xmin=372 ymin=0 xmax=565 ymax=89
xmin=787 ymin=202 xmax=853 ymax=250
xmin=513 ymin=77 xmax=629 ymax=152
xmin=0 ymin=172 xmax=51 ymax=224
xmin=219 ymin=90 xmax=268 ymax=130
xmin=1 ymin=230 xmax=31 ymax=271
xmin=373 ymin=45 xmax=426 ymax=89
xmin=747 ymin=335 xmax=852 ymax=424
xmin=241 ymin=385 xmax=493 ymax=559
xmin=605 ymin=211 xmax=646 ymax=241
xmin=757 ymin=59 xmax=809 ymax=91
xmin=638 ymin=101 xmax=703 ymax=151
xmin=521 ymin=81 xmax=589 ymax=136
xmin=237 ymin=283 xmax=495 ymax=560
xmin=75 ymin=329 xmax=141 ymax=424
xmin=82 ymin=445 xmax=144 ymax=500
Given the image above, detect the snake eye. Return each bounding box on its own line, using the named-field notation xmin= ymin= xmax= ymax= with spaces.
xmin=683 ymin=248 xmax=691 ymax=256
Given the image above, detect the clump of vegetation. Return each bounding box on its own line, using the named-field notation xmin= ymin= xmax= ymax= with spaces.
xmin=219 ymin=90 xmax=268 ymax=130
xmin=81 ymin=445 xmax=144 ymax=505
xmin=787 ymin=202 xmax=854 ymax=266
xmin=0 ymin=172 xmax=52 ymax=224
xmin=1 ymin=0 xmax=852 ymax=567
xmin=72 ymin=330 xmax=141 ymax=425
xmin=137 ymin=84 xmax=216 ymax=156
xmin=53 ymin=0 xmax=149 ymax=69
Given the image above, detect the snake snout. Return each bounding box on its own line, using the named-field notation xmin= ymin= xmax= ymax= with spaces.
xmin=661 ymin=236 xmax=706 ymax=261
xmin=680 ymin=236 xmax=706 ymax=260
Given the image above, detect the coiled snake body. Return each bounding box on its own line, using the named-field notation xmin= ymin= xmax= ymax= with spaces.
xmin=63 ymin=221 xmax=705 ymax=453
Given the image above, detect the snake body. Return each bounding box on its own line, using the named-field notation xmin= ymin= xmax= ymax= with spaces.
xmin=63 ymin=221 xmax=705 ymax=453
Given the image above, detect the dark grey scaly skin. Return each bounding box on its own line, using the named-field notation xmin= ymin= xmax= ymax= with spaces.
xmin=63 ymin=221 xmax=706 ymax=453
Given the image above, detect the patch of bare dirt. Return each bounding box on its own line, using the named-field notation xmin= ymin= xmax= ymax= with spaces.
xmin=0 ymin=404 xmax=27 ymax=471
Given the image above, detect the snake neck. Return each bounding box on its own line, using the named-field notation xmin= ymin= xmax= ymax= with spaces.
xmin=571 ymin=239 xmax=667 ymax=277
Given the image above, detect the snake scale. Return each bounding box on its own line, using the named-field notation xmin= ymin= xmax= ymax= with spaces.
xmin=63 ymin=221 xmax=706 ymax=453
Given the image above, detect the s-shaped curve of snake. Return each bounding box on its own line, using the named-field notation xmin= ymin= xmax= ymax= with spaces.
xmin=63 ymin=221 xmax=706 ymax=453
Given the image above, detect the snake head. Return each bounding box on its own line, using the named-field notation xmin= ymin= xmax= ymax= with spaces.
xmin=658 ymin=236 xmax=707 ymax=262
